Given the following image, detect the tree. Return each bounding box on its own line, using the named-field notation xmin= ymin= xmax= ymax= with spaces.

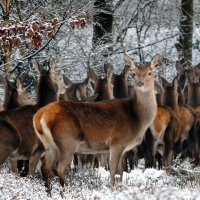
xmin=176 ymin=0 xmax=193 ymax=67
xmin=92 ymin=0 xmax=113 ymax=62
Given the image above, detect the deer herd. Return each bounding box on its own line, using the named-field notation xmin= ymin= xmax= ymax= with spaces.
xmin=0 ymin=54 xmax=200 ymax=193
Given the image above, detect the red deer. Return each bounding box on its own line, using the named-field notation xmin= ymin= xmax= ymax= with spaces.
xmin=87 ymin=65 xmax=114 ymax=102
xmin=183 ymin=76 xmax=200 ymax=165
xmin=61 ymin=75 xmax=89 ymax=101
xmin=176 ymin=61 xmax=200 ymax=104
xmin=72 ymin=65 xmax=114 ymax=169
xmin=0 ymin=74 xmax=34 ymax=110
xmin=128 ymin=80 xmax=175 ymax=169
xmin=160 ymin=76 xmax=195 ymax=166
xmin=149 ymin=105 xmax=175 ymax=169
xmin=112 ymin=64 xmax=131 ymax=99
xmin=0 ymin=57 xmax=61 ymax=176
xmin=33 ymin=54 xmax=160 ymax=191
xmin=0 ymin=74 xmax=35 ymax=173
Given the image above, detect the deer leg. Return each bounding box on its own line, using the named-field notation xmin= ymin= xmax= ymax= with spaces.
xmin=109 ymin=146 xmax=124 ymax=186
xmin=42 ymin=146 xmax=59 ymax=194
xmin=117 ymin=153 xmax=126 ymax=182
xmin=28 ymin=151 xmax=43 ymax=177
xmin=28 ymin=142 xmax=44 ymax=177
xmin=55 ymin=147 xmax=77 ymax=187
xmin=163 ymin=142 xmax=173 ymax=167
xmin=8 ymin=160 xmax=18 ymax=174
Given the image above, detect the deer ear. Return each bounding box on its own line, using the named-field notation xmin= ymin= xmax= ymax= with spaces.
xmin=87 ymin=68 xmax=99 ymax=82
xmin=83 ymin=77 xmax=89 ymax=86
xmin=172 ymin=76 xmax=179 ymax=91
xmin=76 ymin=90 xmax=81 ymax=101
xmin=105 ymin=65 xmax=113 ymax=82
xmin=154 ymin=80 xmax=163 ymax=94
xmin=160 ymin=76 xmax=169 ymax=88
xmin=15 ymin=76 xmax=23 ymax=92
xmin=0 ymin=75 xmax=5 ymax=85
xmin=124 ymin=54 xmax=135 ymax=70
xmin=150 ymin=54 xmax=160 ymax=70
xmin=176 ymin=61 xmax=184 ymax=74
xmin=63 ymin=75 xmax=73 ymax=87
xmin=48 ymin=56 xmax=56 ymax=72
xmin=123 ymin=65 xmax=131 ymax=77
xmin=104 ymin=63 xmax=113 ymax=74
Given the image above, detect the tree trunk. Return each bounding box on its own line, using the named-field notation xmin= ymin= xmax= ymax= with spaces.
xmin=178 ymin=0 xmax=193 ymax=67
xmin=92 ymin=0 xmax=113 ymax=56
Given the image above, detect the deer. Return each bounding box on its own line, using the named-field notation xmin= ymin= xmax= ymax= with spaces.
xmin=0 ymin=57 xmax=62 ymax=177
xmin=126 ymin=79 xmax=176 ymax=170
xmin=33 ymin=54 xmax=160 ymax=192
xmin=61 ymin=75 xmax=89 ymax=101
xmin=0 ymin=74 xmax=35 ymax=175
xmin=87 ymin=65 xmax=114 ymax=102
xmin=72 ymin=64 xmax=114 ymax=169
xmin=182 ymin=76 xmax=200 ymax=165
xmin=0 ymin=74 xmax=34 ymax=111
xmin=159 ymin=76 xmax=196 ymax=166
xmin=176 ymin=61 xmax=200 ymax=104
xmin=111 ymin=64 xmax=131 ymax=99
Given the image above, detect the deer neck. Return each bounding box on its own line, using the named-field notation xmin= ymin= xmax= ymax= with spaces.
xmin=37 ymin=73 xmax=58 ymax=107
xmin=134 ymin=87 xmax=157 ymax=124
xmin=188 ymin=86 xmax=200 ymax=107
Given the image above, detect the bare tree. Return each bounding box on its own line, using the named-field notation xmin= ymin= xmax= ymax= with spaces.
xmin=176 ymin=0 xmax=193 ymax=67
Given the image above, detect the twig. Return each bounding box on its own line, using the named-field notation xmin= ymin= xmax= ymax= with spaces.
xmin=115 ymin=33 xmax=179 ymax=54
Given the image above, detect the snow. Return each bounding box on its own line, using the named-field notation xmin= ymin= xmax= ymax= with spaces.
xmin=0 ymin=160 xmax=200 ymax=200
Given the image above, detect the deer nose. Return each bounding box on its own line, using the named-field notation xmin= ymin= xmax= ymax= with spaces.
xmin=137 ymin=81 xmax=144 ymax=87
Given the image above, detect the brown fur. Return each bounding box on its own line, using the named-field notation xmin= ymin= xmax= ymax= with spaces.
xmin=0 ymin=75 xmax=34 ymax=110
xmin=0 ymin=58 xmax=60 ymax=176
xmin=62 ymin=75 xmax=89 ymax=101
xmin=87 ymin=65 xmax=114 ymax=101
xmin=0 ymin=74 xmax=35 ymax=173
xmin=33 ymin=54 xmax=160 ymax=190
xmin=160 ymin=77 xmax=195 ymax=165
xmin=176 ymin=62 xmax=200 ymax=104
xmin=112 ymin=65 xmax=131 ymax=99
xmin=150 ymin=106 xmax=175 ymax=168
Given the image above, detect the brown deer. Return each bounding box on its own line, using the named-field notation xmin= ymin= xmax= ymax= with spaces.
xmin=0 ymin=57 xmax=61 ymax=176
xmin=183 ymin=76 xmax=200 ymax=165
xmin=127 ymin=80 xmax=175 ymax=169
xmin=176 ymin=62 xmax=200 ymax=104
xmin=33 ymin=54 xmax=160 ymax=191
xmin=0 ymin=74 xmax=34 ymax=111
xmin=0 ymin=74 xmax=35 ymax=174
xmin=73 ymin=65 xmax=114 ymax=169
xmin=160 ymin=76 xmax=195 ymax=166
xmin=61 ymin=75 xmax=89 ymax=101
xmin=149 ymin=105 xmax=175 ymax=169
xmin=112 ymin=64 xmax=131 ymax=99
xmin=87 ymin=65 xmax=114 ymax=102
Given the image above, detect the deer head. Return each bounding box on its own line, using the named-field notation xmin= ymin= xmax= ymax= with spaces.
xmin=63 ymin=75 xmax=89 ymax=101
xmin=87 ymin=65 xmax=114 ymax=101
xmin=160 ymin=76 xmax=179 ymax=109
xmin=0 ymin=74 xmax=34 ymax=110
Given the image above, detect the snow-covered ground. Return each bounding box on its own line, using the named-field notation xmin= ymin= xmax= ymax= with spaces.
xmin=0 ymin=159 xmax=200 ymax=200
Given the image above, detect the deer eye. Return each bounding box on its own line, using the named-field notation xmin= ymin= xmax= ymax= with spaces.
xmin=148 ymin=72 xmax=152 ymax=76
xmin=132 ymin=73 xmax=135 ymax=78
